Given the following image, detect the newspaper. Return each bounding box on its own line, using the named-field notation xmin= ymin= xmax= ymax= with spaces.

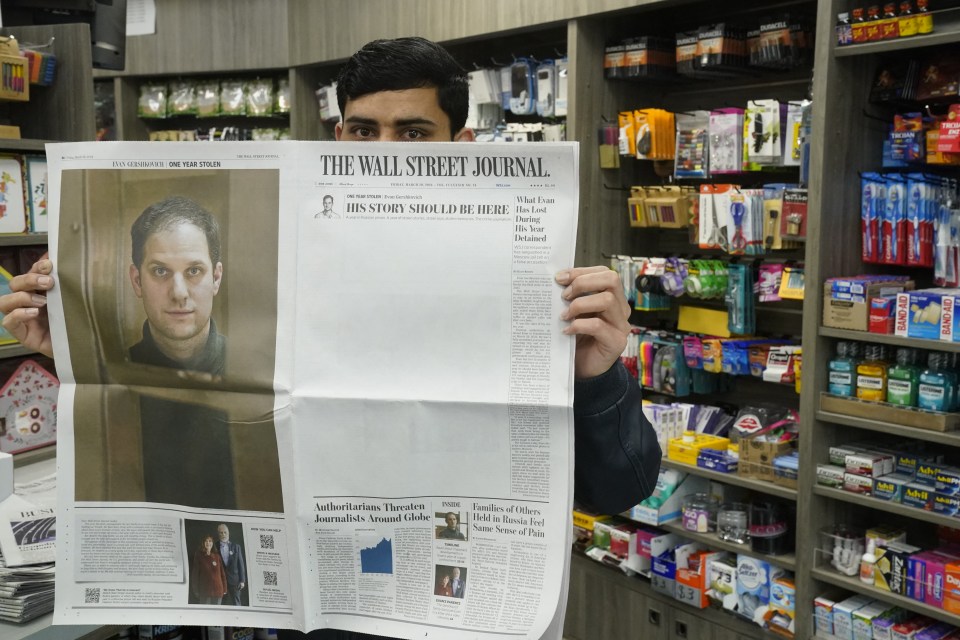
xmin=46 ymin=141 xmax=579 ymax=638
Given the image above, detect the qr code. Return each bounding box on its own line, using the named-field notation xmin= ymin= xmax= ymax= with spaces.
xmin=264 ymin=571 xmax=278 ymax=586
xmin=84 ymin=587 xmax=100 ymax=604
xmin=260 ymin=534 xmax=274 ymax=549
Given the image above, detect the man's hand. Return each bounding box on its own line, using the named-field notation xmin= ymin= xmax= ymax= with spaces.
xmin=0 ymin=256 xmax=54 ymax=358
xmin=557 ymin=266 xmax=631 ymax=380
xmin=239 ymin=582 xmax=245 ymax=590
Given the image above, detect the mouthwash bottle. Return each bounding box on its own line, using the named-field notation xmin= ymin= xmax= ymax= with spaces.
xmin=857 ymin=345 xmax=889 ymax=401
xmin=829 ymin=341 xmax=860 ymax=396
xmin=887 ymin=348 xmax=920 ymax=406
xmin=918 ymin=352 xmax=956 ymax=412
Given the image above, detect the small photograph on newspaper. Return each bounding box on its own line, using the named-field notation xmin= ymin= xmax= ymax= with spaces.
xmin=433 ymin=511 xmax=468 ymax=542
xmin=56 ymin=168 xmax=280 ymax=393
xmin=185 ymin=519 xmax=248 ymax=607
xmin=433 ymin=565 xmax=466 ymax=599
xmin=72 ymin=384 xmax=282 ymax=512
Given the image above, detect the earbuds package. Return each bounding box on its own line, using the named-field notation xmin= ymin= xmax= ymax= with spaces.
xmin=535 ymin=61 xmax=555 ymax=117
xmin=509 ymin=58 xmax=537 ymax=115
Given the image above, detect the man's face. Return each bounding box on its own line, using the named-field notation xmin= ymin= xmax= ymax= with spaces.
xmin=323 ymin=197 xmax=333 ymax=212
xmin=445 ymin=513 xmax=458 ymax=529
xmin=218 ymin=525 xmax=229 ymax=542
xmin=336 ymin=87 xmax=474 ymax=143
xmin=129 ymin=222 xmax=222 ymax=345
xmin=452 ymin=568 xmax=460 ymax=580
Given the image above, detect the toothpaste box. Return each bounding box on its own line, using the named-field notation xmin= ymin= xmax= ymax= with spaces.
xmin=871 ymin=295 xmax=898 ymax=334
xmin=903 ymin=483 xmax=935 ymax=510
xmin=936 ymin=467 xmax=960 ymax=495
xmin=834 ymin=595 xmax=877 ymax=640
xmin=874 ymin=474 xmax=913 ymax=502
xmin=818 ymin=464 xmax=846 ymax=488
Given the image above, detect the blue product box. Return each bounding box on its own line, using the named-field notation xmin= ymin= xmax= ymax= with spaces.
xmin=933 ymin=493 xmax=960 ymax=517
xmin=651 ymin=554 xmax=677 ymax=598
xmin=916 ymin=461 xmax=941 ymax=488
xmin=895 ymin=452 xmax=943 ymax=478
xmin=698 ymin=448 xmax=737 ymax=473
xmin=903 ymin=482 xmax=934 ymax=510
xmin=935 ymin=467 xmax=960 ymax=496
xmin=874 ymin=474 xmax=913 ymax=502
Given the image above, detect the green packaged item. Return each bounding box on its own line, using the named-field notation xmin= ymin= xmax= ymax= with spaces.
xmin=167 ymin=79 xmax=198 ymax=116
xmin=196 ymin=80 xmax=221 ymax=117
xmin=275 ymin=78 xmax=290 ymax=113
xmin=220 ymin=79 xmax=246 ymax=116
xmin=245 ymin=77 xmax=274 ymax=116
xmin=138 ymin=83 xmax=168 ymax=118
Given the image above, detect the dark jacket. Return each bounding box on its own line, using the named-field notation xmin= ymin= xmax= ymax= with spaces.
xmin=191 ymin=549 xmax=228 ymax=598
xmin=218 ymin=540 xmax=246 ymax=587
xmin=129 ymin=319 xmax=226 ymax=376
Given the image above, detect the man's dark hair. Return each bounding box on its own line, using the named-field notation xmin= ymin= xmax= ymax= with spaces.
xmin=131 ymin=196 xmax=222 ymax=269
xmin=445 ymin=512 xmax=459 ymax=523
xmin=336 ymin=37 xmax=470 ymax=137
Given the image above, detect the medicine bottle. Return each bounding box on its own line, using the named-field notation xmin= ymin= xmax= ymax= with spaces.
xmin=866 ymin=5 xmax=883 ymax=41
xmin=887 ymin=348 xmax=920 ymax=406
xmin=829 ymin=341 xmax=859 ymax=396
xmin=899 ymin=1 xmax=918 ymax=36
xmin=856 ymin=344 xmax=888 ymax=401
xmin=860 ymin=538 xmax=878 ymax=585
xmin=918 ymin=352 xmax=955 ymax=412
xmin=916 ymin=0 xmax=934 ymax=34
xmin=851 ymin=8 xmax=868 ymax=43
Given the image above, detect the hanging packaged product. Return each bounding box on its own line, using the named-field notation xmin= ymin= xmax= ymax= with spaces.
xmin=783 ymin=102 xmax=806 ymax=166
xmin=604 ymin=43 xmax=627 ymax=79
xmin=709 ymin=109 xmax=744 ymax=174
xmin=138 ymin=82 xmax=168 ymax=118
xmin=745 ymin=100 xmax=786 ymax=168
xmin=167 ymin=79 xmax=197 ymax=116
xmin=619 ymin=111 xmax=637 ymax=156
xmin=780 ymin=188 xmax=808 ymax=242
xmin=635 ymin=109 xmax=676 ymax=160
xmin=754 ymin=16 xmax=795 ymax=69
xmin=535 ymin=60 xmax=556 ymax=117
xmin=778 ymin=266 xmax=805 ymax=300
xmin=599 ymin=121 xmax=620 ymax=169
xmin=861 ymin=173 xmax=886 ymax=263
xmin=697 ymin=23 xmax=748 ymax=73
xmin=725 ymin=263 xmax=756 ymax=335
xmin=623 ymin=37 xmax=676 ymax=78
xmin=758 ymin=264 xmax=784 ymax=302
xmin=675 ymin=111 xmax=711 ymax=179
xmin=219 ymin=79 xmax=246 ymax=116
xmin=887 ymin=112 xmax=925 ymax=164
xmin=676 ymin=31 xmax=704 ymax=78
xmin=245 ymin=77 xmax=275 ymax=116
xmin=882 ymin=174 xmax=907 ymax=264
xmin=937 ymin=104 xmax=960 ymax=154
xmin=627 ymin=187 xmax=648 ymax=227
xmin=509 ymin=58 xmax=537 ymax=115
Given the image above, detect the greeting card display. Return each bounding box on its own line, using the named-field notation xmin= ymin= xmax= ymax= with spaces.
xmin=0 ymin=359 xmax=58 ymax=454
xmin=0 ymin=155 xmax=26 ymax=233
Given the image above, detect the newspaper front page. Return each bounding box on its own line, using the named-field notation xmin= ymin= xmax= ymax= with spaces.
xmin=46 ymin=141 xmax=578 ymax=639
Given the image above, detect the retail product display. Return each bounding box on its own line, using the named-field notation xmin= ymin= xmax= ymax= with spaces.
xmin=138 ymin=76 xmax=289 ymax=119
xmin=840 ymin=1 xmax=934 ymax=45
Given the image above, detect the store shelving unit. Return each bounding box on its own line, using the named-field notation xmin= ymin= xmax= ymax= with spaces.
xmin=813 ymin=485 xmax=960 ymax=528
xmin=816 ymin=409 xmax=960 ymax=445
xmin=819 ymin=326 xmax=960 ymax=353
xmin=656 ymin=519 xmax=798 ymax=571
xmin=659 ymin=458 xmax=799 ymax=501
xmin=834 ymin=7 xmax=960 ymax=56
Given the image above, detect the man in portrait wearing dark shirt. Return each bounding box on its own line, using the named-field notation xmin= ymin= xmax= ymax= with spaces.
xmin=128 ymin=196 xmax=235 ymax=509
xmin=436 ymin=512 xmax=466 ymax=541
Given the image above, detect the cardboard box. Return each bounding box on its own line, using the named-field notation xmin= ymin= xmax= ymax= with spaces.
xmin=854 ymin=603 xmax=898 ymax=640
xmin=736 ymin=555 xmax=785 ymax=625
xmin=814 ymin=595 xmax=838 ymax=637
xmin=844 ymin=472 xmax=874 ymax=495
xmin=892 ymin=617 xmax=936 ymax=640
xmin=874 ymin=474 xmax=913 ymax=502
xmin=934 ymin=493 xmax=960 ymax=518
xmin=903 ymin=483 xmax=934 ymax=510
xmin=936 ymin=467 xmax=960 ymax=495
xmin=833 ymin=595 xmax=877 ymax=640
xmin=825 ymin=281 xmax=914 ymax=332
xmin=876 ymin=542 xmax=922 ymax=595
xmin=651 ymin=541 xmax=702 ymax=599
xmin=739 ymin=437 xmax=795 ymax=482
xmin=894 ymin=290 xmax=960 ymax=341
xmin=706 ymin=554 xmax=738 ymax=611
xmin=676 ymin=549 xmax=719 ymax=609
xmin=818 ymin=464 xmax=846 ymax=488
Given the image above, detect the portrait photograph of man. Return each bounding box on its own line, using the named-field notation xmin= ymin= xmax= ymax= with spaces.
xmin=434 ymin=511 xmax=467 ymax=541
xmin=58 ymin=169 xmax=283 ymax=512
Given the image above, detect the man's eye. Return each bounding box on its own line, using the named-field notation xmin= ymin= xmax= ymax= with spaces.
xmin=187 ymin=266 xmax=203 ymax=277
xmin=403 ymin=129 xmax=426 ymax=140
xmin=353 ymin=127 xmax=374 ymax=138
xmin=152 ymin=267 xmax=168 ymax=277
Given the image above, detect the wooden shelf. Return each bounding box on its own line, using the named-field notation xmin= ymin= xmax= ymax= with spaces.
xmin=0 ymin=140 xmax=54 ymax=153
xmin=835 ymin=9 xmax=960 ymax=57
xmin=0 ymin=233 xmax=48 ymax=247
xmin=659 ymin=458 xmax=798 ymax=501
xmin=816 ymin=409 xmax=960 ymax=446
xmin=0 ymin=616 xmax=119 ymax=640
xmin=657 ymin=519 xmax=797 ymax=571
xmin=819 ymin=326 xmax=960 ymax=353
xmin=12 ymin=444 xmax=55 ymax=468
xmin=813 ymin=485 xmax=960 ymax=529
xmin=812 ymin=568 xmax=960 ymax=627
